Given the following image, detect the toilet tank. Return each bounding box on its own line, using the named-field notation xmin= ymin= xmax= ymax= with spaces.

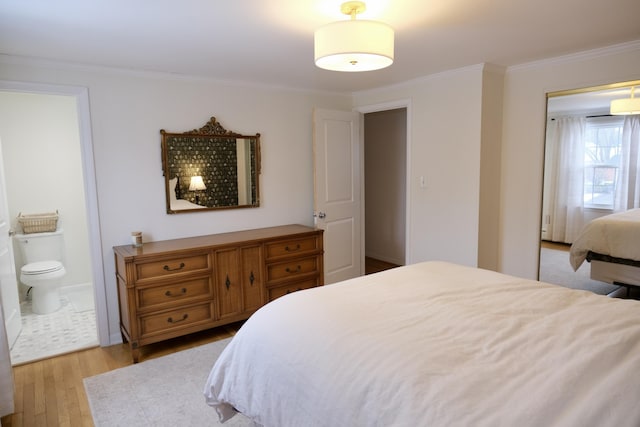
xmin=13 ymin=229 xmax=65 ymax=264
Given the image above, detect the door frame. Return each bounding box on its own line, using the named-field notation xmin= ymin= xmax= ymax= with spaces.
xmin=0 ymin=80 xmax=108 ymax=346
xmin=355 ymin=99 xmax=412 ymax=265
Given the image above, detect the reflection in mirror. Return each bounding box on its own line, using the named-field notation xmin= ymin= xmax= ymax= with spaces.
xmin=539 ymin=80 xmax=640 ymax=298
xmin=161 ymin=117 xmax=261 ymax=213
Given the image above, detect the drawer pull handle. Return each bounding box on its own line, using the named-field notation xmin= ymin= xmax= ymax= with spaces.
xmin=225 ymin=275 xmax=231 ymax=290
xmin=165 ymin=288 xmax=187 ymax=297
xmin=163 ymin=262 xmax=185 ymax=272
xmin=249 ymin=271 xmax=255 ymax=285
xmin=285 ymin=244 xmax=301 ymax=252
xmin=167 ymin=313 xmax=188 ymax=323
xmin=285 ymin=265 xmax=302 ymax=274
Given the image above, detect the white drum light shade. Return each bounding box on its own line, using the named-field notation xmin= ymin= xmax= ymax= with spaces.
xmin=610 ymin=87 xmax=640 ymax=115
xmin=314 ymin=20 xmax=394 ymax=72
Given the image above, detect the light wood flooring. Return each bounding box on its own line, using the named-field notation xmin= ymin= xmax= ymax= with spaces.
xmin=2 ymin=260 xmax=398 ymax=427
xmin=1 ymin=322 xmax=242 ymax=427
xmin=365 ymin=256 xmax=400 ymax=275
xmin=540 ymin=240 xmax=571 ymax=251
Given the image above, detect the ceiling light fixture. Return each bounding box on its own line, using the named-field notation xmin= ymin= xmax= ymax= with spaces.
xmin=610 ymin=86 xmax=640 ymax=115
xmin=314 ymin=1 xmax=394 ymax=72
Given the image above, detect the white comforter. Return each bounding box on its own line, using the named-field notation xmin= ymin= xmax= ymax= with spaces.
xmin=569 ymin=208 xmax=640 ymax=270
xmin=204 ymin=261 xmax=640 ymax=427
xmin=169 ymin=198 xmax=206 ymax=210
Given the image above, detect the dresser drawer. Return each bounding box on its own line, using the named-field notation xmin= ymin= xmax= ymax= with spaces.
xmin=136 ymin=276 xmax=213 ymax=311
xmin=135 ymin=253 xmax=210 ymax=281
xmin=266 ymin=256 xmax=319 ymax=283
xmin=268 ymin=278 xmax=320 ymax=301
xmin=265 ymin=236 xmax=320 ymax=260
xmin=139 ymin=302 xmax=215 ymax=337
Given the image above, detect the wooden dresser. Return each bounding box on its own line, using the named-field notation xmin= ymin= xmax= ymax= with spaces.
xmin=113 ymin=224 xmax=323 ymax=362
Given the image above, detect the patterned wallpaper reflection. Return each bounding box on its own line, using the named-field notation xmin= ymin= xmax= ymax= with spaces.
xmin=168 ymin=136 xmax=238 ymax=207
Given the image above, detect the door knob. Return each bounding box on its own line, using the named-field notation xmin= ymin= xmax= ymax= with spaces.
xmin=316 ymin=212 xmax=326 ymax=219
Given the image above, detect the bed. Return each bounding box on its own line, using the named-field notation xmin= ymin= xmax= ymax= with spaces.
xmin=170 ymin=198 xmax=206 ymax=210
xmin=203 ymin=261 xmax=640 ymax=426
xmin=168 ymin=177 xmax=206 ymax=211
xmin=570 ymin=208 xmax=640 ymax=292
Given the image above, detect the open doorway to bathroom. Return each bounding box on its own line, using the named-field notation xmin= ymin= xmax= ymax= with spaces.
xmin=0 ymin=90 xmax=98 ymax=365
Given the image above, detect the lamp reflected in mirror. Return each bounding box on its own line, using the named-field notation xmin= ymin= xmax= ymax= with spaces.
xmin=189 ymin=175 xmax=206 ymax=204
xmin=610 ymin=86 xmax=640 ymax=115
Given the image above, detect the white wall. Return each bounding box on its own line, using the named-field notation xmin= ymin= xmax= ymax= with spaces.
xmin=0 ymin=58 xmax=352 ymax=343
xmin=1 ymin=40 xmax=637 ymax=343
xmin=354 ymin=66 xmax=484 ymax=267
xmin=499 ymin=41 xmax=640 ymax=278
xmin=0 ymin=92 xmax=92 ymax=294
xmin=354 ymin=41 xmax=640 ymax=279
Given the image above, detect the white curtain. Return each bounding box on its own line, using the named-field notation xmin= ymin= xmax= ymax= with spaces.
xmin=546 ymin=116 xmax=586 ymax=243
xmin=615 ymin=115 xmax=640 ymax=211
xmin=0 ymin=290 xmax=15 ymax=417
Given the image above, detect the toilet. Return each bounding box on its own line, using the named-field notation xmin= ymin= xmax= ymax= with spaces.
xmin=14 ymin=229 xmax=67 ymax=314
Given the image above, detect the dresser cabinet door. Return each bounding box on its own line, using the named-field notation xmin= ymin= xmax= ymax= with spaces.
xmin=240 ymin=245 xmax=263 ymax=312
xmin=215 ymin=248 xmax=242 ymax=319
xmin=215 ymin=245 xmax=265 ymax=319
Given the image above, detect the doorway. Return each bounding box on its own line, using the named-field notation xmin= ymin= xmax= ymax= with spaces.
xmin=0 ymin=82 xmax=107 ymax=364
xmin=311 ymin=102 xmax=410 ymax=282
xmin=364 ymin=108 xmax=407 ymax=273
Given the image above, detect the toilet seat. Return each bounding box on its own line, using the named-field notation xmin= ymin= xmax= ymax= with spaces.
xmin=21 ymin=260 xmax=64 ymax=275
xmin=19 ymin=260 xmax=66 ymax=314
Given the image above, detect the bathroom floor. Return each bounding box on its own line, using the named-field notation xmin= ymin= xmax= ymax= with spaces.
xmin=10 ymin=285 xmax=98 ymax=365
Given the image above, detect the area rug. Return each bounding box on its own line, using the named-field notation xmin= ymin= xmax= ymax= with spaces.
xmin=539 ymin=247 xmax=619 ymax=295
xmin=83 ymin=338 xmax=252 ymax=426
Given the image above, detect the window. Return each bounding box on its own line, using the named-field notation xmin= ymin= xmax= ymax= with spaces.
xmin=583 ymin=116 xmax=624 ymax=209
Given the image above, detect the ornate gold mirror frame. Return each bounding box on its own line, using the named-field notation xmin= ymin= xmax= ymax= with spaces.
xmin=161 ymin=117 xmax=261 ymax=213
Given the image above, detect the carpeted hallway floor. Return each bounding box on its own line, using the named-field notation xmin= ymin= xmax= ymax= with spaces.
xmin=539 ymin=246 xmax=619 ymax=295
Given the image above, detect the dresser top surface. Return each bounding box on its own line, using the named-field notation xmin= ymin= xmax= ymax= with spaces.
xmin=113 ymin=224 xmax=322 ymax=259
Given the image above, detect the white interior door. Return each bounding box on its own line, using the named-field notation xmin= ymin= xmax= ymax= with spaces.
xmin=0 ymin=138 xmax=21 ymax=349
xmin=313 ymin=108 xmax=363 ymax=284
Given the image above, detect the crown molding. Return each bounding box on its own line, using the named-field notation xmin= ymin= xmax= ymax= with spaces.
xmin=508 ymin=40 xmax=640 ymax=72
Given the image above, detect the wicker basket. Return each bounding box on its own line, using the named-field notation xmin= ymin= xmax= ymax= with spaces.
xmin=17 ymin=211 xmax=59 ymax=234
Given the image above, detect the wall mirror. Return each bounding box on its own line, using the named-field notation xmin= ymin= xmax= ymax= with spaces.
xmin=161 ymin=117 xmax=261 ymax=213
xmin=539 ymin=79 xmax=640 ymax=295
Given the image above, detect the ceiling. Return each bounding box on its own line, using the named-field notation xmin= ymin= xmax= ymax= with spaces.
xmin=1 ymin=0 xmax=639 ymax=93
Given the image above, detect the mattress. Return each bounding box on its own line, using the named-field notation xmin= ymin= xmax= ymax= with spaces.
xmin=204 ymin=261 xmax=640 ymax=427
xmin=569 ymin=208 xmax=640 ymax=271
